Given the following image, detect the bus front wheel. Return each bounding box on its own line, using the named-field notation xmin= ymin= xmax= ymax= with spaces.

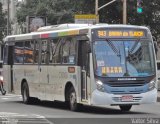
xmin=119 ymin=105 xmax=132 ymax=111
xmin=69 ymin=87 xmax=79 ymax=111
xmin=22 ymin=82 xmax=31 ymax=104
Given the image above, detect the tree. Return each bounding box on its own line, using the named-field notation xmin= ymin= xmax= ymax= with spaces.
xmin=127 ymin=0 xmax=160 ymax=40
xmin=0 ymin=2 xmax=6 ymax=44
xmin=79 ymin=0 xmax=160 ymax=40
xmin=16 ymin=0 xmax=75 ymax=26
xmin=16 ymin=0 xmax=160 ymax=40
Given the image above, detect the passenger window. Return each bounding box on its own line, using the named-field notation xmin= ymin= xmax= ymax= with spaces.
xmin=157 ymin=62 xmax=160 ymax=70
xmin=34 ymin=41 xmax=39 ymax=64
xmin=41 ymin=40 xmax=48 ymax=64
xmin=62 ymin=37 xmax=76 ymax=64
xmin=49 ymin=39 xmax=61 ymax=64
xmin=14 ymin=42 xmax=24 ymax=64
xmin=49 ymin=37 xmax=76 ymax=64
xmin=24 ymin=41 xmax=34 ymax=64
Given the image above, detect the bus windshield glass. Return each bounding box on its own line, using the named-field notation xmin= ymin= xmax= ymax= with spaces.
xmin=93 ymin=39 xmax=155 ymax=77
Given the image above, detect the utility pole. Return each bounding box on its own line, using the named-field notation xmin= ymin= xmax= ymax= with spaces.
xmin=7 ymin=0 xmax=10 ymax=35
xmin=95 ymin=0 xmax=118 ymax=24
xmin=123 ymin=0 xmax=127 ymax=24
xmin=95 ymin=0 xmax=99 ymax=23
xmin=95 ymin=0 xmax=127 ymax=24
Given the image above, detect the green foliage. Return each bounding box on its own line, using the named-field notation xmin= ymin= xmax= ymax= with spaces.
xmin=16 ymin=0 xmax=75 ymax=25
xmin=127 ymin=0 xmax=160 ymax=39
xmin=0 ymin=2 xmax=6 ymax=43
xmin=16 ymin=0 xmax=160 ymax=39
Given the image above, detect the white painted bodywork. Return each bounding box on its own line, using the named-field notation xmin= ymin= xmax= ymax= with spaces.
xmin=3 ymin=24 xmax=157 ymax=107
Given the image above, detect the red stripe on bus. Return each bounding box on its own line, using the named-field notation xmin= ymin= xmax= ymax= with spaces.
xmin=41 ymin=34 xmax=49 ymax=38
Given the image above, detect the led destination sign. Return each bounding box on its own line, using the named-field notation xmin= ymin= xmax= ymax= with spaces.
xmin=96 ymin=29 xmax=146 ymax=38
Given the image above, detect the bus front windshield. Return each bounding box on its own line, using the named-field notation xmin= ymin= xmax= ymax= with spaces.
xmin=93 ymin=39 xmax=155 ymax=77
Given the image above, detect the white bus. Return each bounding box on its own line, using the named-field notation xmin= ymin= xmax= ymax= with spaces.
xmin=157 ymin=60 xmax=160 ymax=90
xmin=3 ymin=24 xmax=157 ymax=111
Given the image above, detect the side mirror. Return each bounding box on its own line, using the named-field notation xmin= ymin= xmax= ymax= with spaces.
xmin=154 ymin=41 xmax=158 ymax=54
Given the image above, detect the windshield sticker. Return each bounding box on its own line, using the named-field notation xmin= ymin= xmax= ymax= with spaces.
xmin=102 ymin=67 xmax=123 ymax=74
xmin=97 ymin=61 xmax=105 ymax=67
xmin=69 ymin=56 xmax=75 ymax=63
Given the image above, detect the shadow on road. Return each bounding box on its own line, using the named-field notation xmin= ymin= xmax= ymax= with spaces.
xmin=12 ymin=98 xmax=151 ymax=115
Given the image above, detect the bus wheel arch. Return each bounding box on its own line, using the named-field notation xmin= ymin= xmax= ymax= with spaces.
xmin=65 ymin=82 xmax=73 ymax=102
xmin=21 ymin=79 xmax=31 ymax=104
xmin=64 ymin=82 xmax=79 ymax=111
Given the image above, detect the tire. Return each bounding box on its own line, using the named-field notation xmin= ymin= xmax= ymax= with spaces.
xmin=119 ymin=105 xmax=132 ymax=112
xmin=22 ymin=82 xmax=31 ymax=104
xmin=0 ymin=84 xmax=6 ymax=95
xmin=69 ymin=87 xmax=79 ymax=111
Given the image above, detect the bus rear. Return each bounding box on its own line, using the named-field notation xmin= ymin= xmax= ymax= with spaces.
xmin=90 ymin=26 xmax=157 ymax=111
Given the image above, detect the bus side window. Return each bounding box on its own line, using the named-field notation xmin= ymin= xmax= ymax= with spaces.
xmin=24 ymin=40 xmax=34 ymax=64
xmin=68 ymin=38 xmax=76 ymax=64
xmin=62 ymin=39 xmax=69 ymax=63
xmin=62 ymin=37 xmax=76 ymax=64
xmin=34 ymin=41 xmax=39 ymax=64
xmin=14 ymin=42 xmax=24 ymax=64
xmin=49 ymin=38 xmax=61 ymax=64
xmin=3 ymin=45 xmax=8 ymax=64
xmin=49 ymin=40 xmax=55 ymax=63
xmin=157 ymin=62 xmax=160 ymax=70
xmin=41 ymin=40 xmax=48 ymax=64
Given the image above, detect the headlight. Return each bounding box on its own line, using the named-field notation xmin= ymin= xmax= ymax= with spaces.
xmin=0 ymin=76 xmax=3 ymax=81
xmin=96 ymin=80 xmax=105 ymax=92
xmin=148 ymin=80 xmax=155 ymax=91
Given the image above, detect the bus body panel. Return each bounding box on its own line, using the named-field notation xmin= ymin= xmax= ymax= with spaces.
xmin=13 ymin=65 xmax=40 ymax=97
xmin=3 ymin=65 xmax=12 ymax=93
xmin=12 ymin=64 xmax=83 ymax=103
xmin=47 ymin=65 xmax=80 ymax=102
xmin=156 ymin=60 xmax=160 ymax=90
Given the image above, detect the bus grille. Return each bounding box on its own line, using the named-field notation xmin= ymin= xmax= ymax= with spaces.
xmin=110 ymin=91 xmax=143 ymax=94
xmin=107 ymin=80 xmax=146 ymax=87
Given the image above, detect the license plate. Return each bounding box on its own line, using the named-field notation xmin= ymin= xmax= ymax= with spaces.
xmin=121 ymin=95 xmax=133 ymax=102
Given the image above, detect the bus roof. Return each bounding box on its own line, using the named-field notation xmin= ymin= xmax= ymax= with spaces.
xmin=4 ymin=23 xmax=150 ymax=42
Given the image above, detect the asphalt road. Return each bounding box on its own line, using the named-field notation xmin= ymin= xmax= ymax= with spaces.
xmin=0 ymin=94 xmax=160 ymax=124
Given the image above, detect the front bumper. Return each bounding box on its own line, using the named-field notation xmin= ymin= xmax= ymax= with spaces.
xmin=91 ymin=88 xmax=157 ymax=105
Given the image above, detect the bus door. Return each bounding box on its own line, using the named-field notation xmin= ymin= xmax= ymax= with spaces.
xmin=78 ymin=41 xmax=90 ymax=102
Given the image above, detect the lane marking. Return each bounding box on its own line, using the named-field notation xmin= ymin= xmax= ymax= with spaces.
xmin=0 ymin=112 xmax=53 ymax=124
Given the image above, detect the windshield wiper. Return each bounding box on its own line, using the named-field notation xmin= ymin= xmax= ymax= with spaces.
xmin=124 ymin=38 xmax=141 ymax=76
xmin=121 ymin=41 xmax=130 ymax=76
xmin=127 ymin=37 xmax=142 ymax=65
xmin=129 ymin=37 xmax=141 ymax=54
xmin=105 ymin=38 xmax=121 ymax=57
